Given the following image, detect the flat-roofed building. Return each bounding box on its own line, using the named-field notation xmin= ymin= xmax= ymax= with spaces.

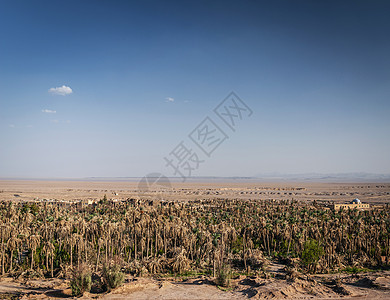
xmin=333 ymin=198 xmax=369 ymax=210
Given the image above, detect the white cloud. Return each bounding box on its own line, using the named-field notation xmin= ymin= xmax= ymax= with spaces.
xmin=9 ymin=124 xmax=15 ymax=128
xmin=42 ymin=109 xmax=56 ymax=114
xmin=48 ymin=85 xmax=73 ymax=96
xmin=48 ymin=119 xmax=70 ymax=124
xmin=165 ymin=97 xmax=174 ymax=102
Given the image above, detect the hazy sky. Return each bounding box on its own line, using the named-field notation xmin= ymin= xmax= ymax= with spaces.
xmin=0 ymin=0 xmax=390 ymax=178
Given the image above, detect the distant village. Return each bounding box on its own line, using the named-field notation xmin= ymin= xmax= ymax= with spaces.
xmin=27 ymin=189 xmax=372 ymax=212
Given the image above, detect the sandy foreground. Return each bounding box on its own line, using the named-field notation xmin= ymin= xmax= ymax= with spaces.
xmin=1 ymin=269 xmax=390 ymax=299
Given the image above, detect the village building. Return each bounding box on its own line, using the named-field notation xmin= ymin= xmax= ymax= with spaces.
xmin=333 ymin=198 xmax=370 ymax=210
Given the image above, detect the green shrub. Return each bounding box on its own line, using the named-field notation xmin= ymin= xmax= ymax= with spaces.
xmin=301 ymin=239 xmax=324 ymax=273
xmin=215 ymin=264 xmax=232 ymax=287
xmin=70 ymin=265 xmax=92 ymax=296
xmin=102 ymin=263 xmax=125 ymax=291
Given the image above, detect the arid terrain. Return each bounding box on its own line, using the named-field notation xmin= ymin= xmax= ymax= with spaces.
xmin=1 ymin=179 xmax=389 ymax=205
xmin=0 ymin=179 xmax=390 ymax=299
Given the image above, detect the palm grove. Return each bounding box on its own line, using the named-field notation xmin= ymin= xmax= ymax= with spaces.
xmin=0 ymin=197 xmax=389 ymax=289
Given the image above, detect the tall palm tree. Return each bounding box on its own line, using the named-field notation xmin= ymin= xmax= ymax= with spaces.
xmin=28 ymin=234 xmax=41 ymax=270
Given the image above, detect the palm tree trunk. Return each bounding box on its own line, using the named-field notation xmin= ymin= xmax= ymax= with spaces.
xmin=164 ymin=226 xmax=167 ymax=256
xmin=46 ymin=250 xmax=49 ymax=271
xmin=267 ymin=234 xmax=271 ymax=256
xmin=51 ymin=252 xmax=54 ymax=277
xmin=96 ymin=244 xmax=101 ymax=272
xmin=70 ymin=244 xmax=73 ymax=267
xmin=141 ymin=240 xmax=144 ymax=260
xmin=85 ymin=240 xmax=87 ymax=264
xmin=9 ymin=250 xmax=13 ymax=273
xmin=134 ymin=234 xmax=137 ymax=260
xmin=105 ymin=239 xmax=108 ymax=262
xmin=174 ymin=229 xmax=177 ymax=249
xmin=77 ymin=244 xmax=80 ymax=268
xmin=127 ymin=244 xmax=132 ymax=262
xmin=213 ymin=252 xmax=216 ymax=278
xmin=30 ymin=248 xmax=34 ymax=270
xmin=1 ymin=243 xmax=5 ymax=275
xmin=146 ymin=226 xmax=150 ymax=258
xmin=155 ymin=227 xmax=158 ymax=258
xmin=133 ymin=213 xmax=137 ymax=260
xmin=243 ymin=232 xmax=247 ymax=270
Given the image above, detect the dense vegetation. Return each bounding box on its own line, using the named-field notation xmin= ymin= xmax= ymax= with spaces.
xmin=0 ymin=198 xmax=389 ymax=281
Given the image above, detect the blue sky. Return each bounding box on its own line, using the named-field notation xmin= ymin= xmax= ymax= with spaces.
xmin=0 ymin=0 xmax=389 ymax=178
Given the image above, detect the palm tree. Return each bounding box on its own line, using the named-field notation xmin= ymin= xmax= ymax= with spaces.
xmin=0 ymin=224 xmax=11 ymax=275
xmin=7 ymin=235 xmax=19 ymax=273
xmin=28 ymin=234 xmax=41 ymax=270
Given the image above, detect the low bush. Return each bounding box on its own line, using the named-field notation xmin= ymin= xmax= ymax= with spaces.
xmin=102 ymin=263 xmax=125 ymax=291
xmin=70 ymin=265 xmax=92 ymax=296
xmin=215 ymin=264 xmax=232 ymax=287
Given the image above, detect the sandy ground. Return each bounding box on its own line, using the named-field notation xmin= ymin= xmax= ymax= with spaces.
xmin=101 ymin=277 xmax=243 ymax=300
xmin=2 ymin=270 xmax=390 ymax=299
